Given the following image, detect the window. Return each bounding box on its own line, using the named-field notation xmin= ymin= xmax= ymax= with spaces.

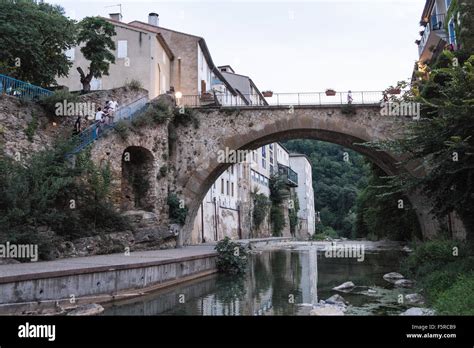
xmin=262 ymin=146 xmax=266 ymax=158
xmin=262 ymin=158 xmax=266 ymax=169
xmin=270 ymin=165 xmax=274 ymax=175
xmin=117 ymin=40 xmax=128 ymax=58
xmin=231 ymin=182 xmax=234 ymax=197
xmin=65 ymin=48 xmax=75 ymax=61
xmin=226 ymin=181 xmax=230 ymax=196
xmin=221 ymin=178 xmax=224 ymax=194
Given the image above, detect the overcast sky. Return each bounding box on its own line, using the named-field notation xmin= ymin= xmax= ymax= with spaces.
xmin=48 ymin=0 xmax=426 ymax=93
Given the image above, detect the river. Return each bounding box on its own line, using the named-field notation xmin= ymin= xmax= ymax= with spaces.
xmin=102 ymin=242 xmax=413 ymax=315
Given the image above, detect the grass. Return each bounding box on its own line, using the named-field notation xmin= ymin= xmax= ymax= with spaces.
xmin=401 ymin=239 xmax=474 ymax=315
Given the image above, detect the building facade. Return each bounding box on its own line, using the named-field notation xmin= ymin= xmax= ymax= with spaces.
xmin=289 ymin=154 xmax=316 ymax=239
xmin=56 ymin=15 xmax=173 ymax=99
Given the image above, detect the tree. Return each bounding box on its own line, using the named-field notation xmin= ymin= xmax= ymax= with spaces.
xmin=76 ymin=17 xmax=116 ymax=92
xmin=0 ymin=0 xmax=76 ymax=86
xmin=375 ymin=51 xmax=474 ymax=238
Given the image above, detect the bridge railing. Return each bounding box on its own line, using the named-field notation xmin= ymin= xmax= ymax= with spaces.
xmin=178 ymin=91 xmax=386 ymax=108
xmin=0 ymin=73 xmax=53 ymax=100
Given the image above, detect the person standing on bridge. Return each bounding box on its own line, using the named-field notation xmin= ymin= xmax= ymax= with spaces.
xmin=347 ymin=90 xmax=353 ymax=104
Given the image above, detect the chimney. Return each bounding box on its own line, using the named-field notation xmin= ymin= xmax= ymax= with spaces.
xmin=109 ymin=13 xmax=122 ymax=22
xmin=148 ymin=12 xmax=159 ymax=26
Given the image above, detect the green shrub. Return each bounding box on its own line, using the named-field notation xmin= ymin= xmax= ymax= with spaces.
xmin=114 ymin=120 xmax=129 ymax=140
xmin=173 ymin=107 xmax=200 ymax=129
xmin=125 ymin=79 xmax=142 ymax=91
xmin=434 ymin=274 xmax=474 ymax=315
xmin=25 ymin=114 xmax=38 ymax=142
xmin=38 ymin=89 xmax=78 ymax=115
xmin=158 ymin=165 xmax=168 ymax=179
xmin=270 ymin=205 xmax=285 ymax=236
xmin=167 ymin=193 xmax=187 ymax=225
xmin=0 ymin=142 xmax=130 ymax=259
xmin=401 ymin=240 xmax=465 ymax=278
xmin=215 ymin=237 xmax=248 ymax=275
xmin=251 ymin=191 xmax=269 ymax=229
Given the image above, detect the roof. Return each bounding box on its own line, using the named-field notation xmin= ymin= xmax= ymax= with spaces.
xmin=129 ymin=20 xmax=239 ymax=96
xmin=289 ymin=152 xmax=312 ymax=164
xmin=421 ymin=0 xmax=435 ymax=22
xmin=103 ymin=17 xmax=174 ymax=60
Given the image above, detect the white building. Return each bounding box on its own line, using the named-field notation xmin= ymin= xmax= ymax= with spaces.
xmin=289 ymin=154 xmax=315 ymax=239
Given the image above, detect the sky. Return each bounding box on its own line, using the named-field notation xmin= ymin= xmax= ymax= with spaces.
xmin=47 ymin=0 xmax=426 ymax=93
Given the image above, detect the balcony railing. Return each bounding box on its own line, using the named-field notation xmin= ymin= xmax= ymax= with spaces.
xmin=418 ymin=14 xmax=446 ymax=57
xmin=278 ymin=164 xmax=298 ymax=187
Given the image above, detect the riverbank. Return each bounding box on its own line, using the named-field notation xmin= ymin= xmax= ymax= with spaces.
xmin=0 ymin=244 xmax=217 ymax=315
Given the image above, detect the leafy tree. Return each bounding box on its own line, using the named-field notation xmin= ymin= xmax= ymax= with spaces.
xmin=373 ymin=51 xmax=474 ymax=238
xmin=0 ymin=140 xmax=129 ymax=259
xmin=0 ymin=0 xmax=76 ymax=86
xmin=284 ymin=140 xmax=369 ymax=237
xmin=76 ymin=17 xmax=116 ymax=92
xmin=354 ymin=163 xmax=422 ymax=241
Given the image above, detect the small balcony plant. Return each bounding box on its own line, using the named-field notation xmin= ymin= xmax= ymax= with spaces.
xmin=325 ymin=88 xmax=336 ymax=96
xmin=262 ymin=90 xmax=273 ymax=97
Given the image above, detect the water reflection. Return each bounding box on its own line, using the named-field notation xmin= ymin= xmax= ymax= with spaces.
xmin=103 ymin=247 xmax=406 ymax=316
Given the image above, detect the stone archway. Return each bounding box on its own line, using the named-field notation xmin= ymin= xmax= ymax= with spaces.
xmin=172 ymin=105 xmax=441 ymax=245
xmin=121 ymin=146 xmax=156 ymax=211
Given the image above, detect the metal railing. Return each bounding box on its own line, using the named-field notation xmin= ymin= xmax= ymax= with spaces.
xmin=278 ymin=164 xmax=298 ymax=187
xmin=71 ymin=96 xmax=149 ymax=154
xmin=0 ymin=73 xmax=53 ymax=100
xmin=179 ymin=91 xmax=385 ymax=108
xmin=418 ymin=13 xmax=446 ymax=56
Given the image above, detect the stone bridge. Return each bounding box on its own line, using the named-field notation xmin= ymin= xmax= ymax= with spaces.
xmin=90 ymin=101 xmax=445 ymax=246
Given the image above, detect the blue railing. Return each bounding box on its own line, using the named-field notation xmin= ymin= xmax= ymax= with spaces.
xmin=0 ymin=74 xmax=53 ymax=100
xmin=70 ymin=96 xmax=149 ymax=154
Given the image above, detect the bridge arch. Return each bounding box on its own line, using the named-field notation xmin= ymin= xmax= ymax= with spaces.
xmin=175 ymin=105 xmax=438 ymax=245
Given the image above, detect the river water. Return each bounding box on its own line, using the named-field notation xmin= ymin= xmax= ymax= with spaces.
xmin=103 ymin=243 xmax=413 ymax=315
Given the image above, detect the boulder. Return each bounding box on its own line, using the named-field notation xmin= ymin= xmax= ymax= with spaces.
xmin=395 ymin=279 xmax=415 ymax=288
xmin=400 ymin=307 xmax=435 ymax=316
xmin=326 ymin=294 xmax=348 ymax=305
xmin=332 ymin=281 xmax=355 ymax=292
xmin=383 ymin=272 xmax=404 ymax=282
xmin=310 ymin=304 xmax=345 ymax=316
xmin=133 ymin=226 xmax=175 ymax=244
xmin=405 ymin=293 xmax=425 ymax=305
xmin=67 ymin=304 xmax=104 ymax=316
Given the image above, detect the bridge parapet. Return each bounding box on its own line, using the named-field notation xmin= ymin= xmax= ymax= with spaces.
xmin=179 ymin=91 xmax=387 ymax=108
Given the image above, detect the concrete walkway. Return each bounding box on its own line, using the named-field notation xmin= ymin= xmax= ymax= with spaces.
xmin=0 ymin=244 xmax=216 ymax=284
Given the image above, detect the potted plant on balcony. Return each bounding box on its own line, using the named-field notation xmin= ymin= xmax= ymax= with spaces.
xmin=325 ymin=88 xmax=336 ymax=96
xmin=262 ymin=91 xmax=273 ymax=97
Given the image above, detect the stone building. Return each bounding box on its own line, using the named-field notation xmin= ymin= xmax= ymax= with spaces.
xmin=56 ymin=14 xmax=173 ymax=99
xmin=289 ymin=154 xmax=316 ymax=239
xmin=129 ymin=14 xmax=243 ymax=105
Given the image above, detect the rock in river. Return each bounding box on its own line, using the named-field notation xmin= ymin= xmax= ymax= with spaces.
xmin=332 ymin=281 xmax=355 ymax=292
xmin=67 ymin=304 xmax=104 ymax=316
xmin=383 ymin=272 xmax=404 ymax=283
xmin=326 ymin=294 xmax=348 ymax=306
xmin=405 ymin=293 xmax=425 ymax=305
xmin=400 ymin=307 xmax=435 ymax=316
xmin=394 ymin=279 xmax=415 ymax=288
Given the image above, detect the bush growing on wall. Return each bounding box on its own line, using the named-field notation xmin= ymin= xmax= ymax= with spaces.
xmin=167 ymin=192 xmax=188 ymax=225
xmin=215 ymin=237 xmax=248 ymax=275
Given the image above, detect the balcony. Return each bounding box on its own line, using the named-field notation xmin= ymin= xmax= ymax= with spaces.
xmin=417 ymin=13 xmax=448 ymax=63
xmin=278 ymin=164 xmax=298 ymax=187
